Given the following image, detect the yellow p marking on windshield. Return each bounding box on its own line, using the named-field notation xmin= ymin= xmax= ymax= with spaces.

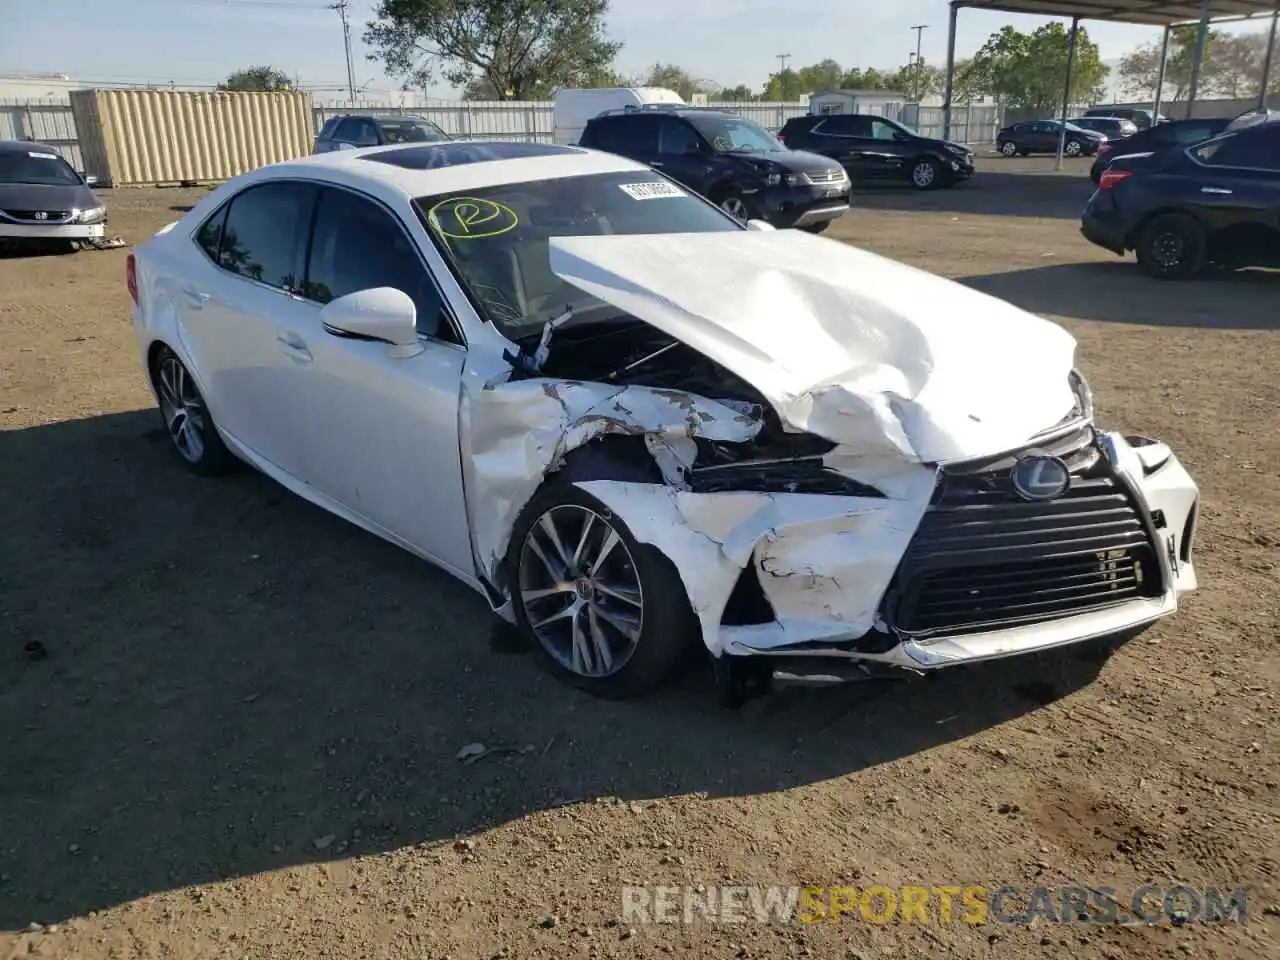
xmin=428 ymin=197 xmax=519 ymax=239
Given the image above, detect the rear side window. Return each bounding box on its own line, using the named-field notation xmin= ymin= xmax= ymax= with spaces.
xmin=217 ymin=181 xmax=316 ymax=290
xmin=1194 ymin=127 xmax=1280 ymax=169
xmin=195 ymin=204 xmax=227 ymax=260
xmin=304 ymin=187 xmax=447 ymax=338
xmin=815 ymin=115 xmax=859 ymax=136
xmin=586 ymin=116 xmax=660 ymax=154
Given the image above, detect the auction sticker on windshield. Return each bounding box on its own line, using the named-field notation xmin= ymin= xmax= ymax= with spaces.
xmin=619 ymin=182 xmax=686 ymax=200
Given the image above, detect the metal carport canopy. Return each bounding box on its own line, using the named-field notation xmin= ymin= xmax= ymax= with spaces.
xmin=942 ymin=0 xmax=1280 ymax=165
xmin=950 ymin=0 xmax=1276 ymax=26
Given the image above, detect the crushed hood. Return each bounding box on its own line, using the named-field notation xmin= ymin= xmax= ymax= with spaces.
xmin=549 ymin=231 xmax=1078 ymax=463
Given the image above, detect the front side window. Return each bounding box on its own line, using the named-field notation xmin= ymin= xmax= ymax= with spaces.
xmin=304 ymin=187 xmax=447 ymax=338
xmin=377 ymin=119 xmax=448 ymax=144
xmin=335 ymin=118 xmax=378 ymax=146
xmin=868 ymin=118 xmax=904 ymax=140
xmin=216 ymin=181 xmax=316 ymax=290
xmin=656 ymin=119 xmax=703 ymax=155
xmin=415 ymin=170 xmax=742 ymax=339
xmin=0 ymin=149 xmax=81 ymax=185
xmin=687 ymin=115 xmax=781 ymax=153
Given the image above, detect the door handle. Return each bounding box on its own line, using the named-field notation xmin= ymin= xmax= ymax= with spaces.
xmin=1201 ymin=186 xmax=1233 ymax=195
xmin=650 ymin=161 xmax=665 ymax=167
xmin=181 ymin=286 xmax=209 ymax=309
xmin=277 ymin=332 xmax=312 ymax=364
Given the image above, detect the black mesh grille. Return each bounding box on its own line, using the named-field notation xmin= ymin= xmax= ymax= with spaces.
xmin=884 ymin=425 xmax=1163 ymax=637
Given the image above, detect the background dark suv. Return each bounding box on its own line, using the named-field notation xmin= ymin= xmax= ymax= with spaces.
xmin=778 ymin=113 xmax=974 ymax=190
xmin=579 ymin=107 xmax=850 ymax=232
xmin=314 ymin=114 xmax=450 ymax=153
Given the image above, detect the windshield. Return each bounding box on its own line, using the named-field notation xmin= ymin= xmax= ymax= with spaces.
xmin=415 ymin=170 xmax=742 ymax=338
xmin=0 ymin=149 xmax=82 ymax=186
xmin=687 ymin=115 xmax=782 ymax=153
xmin=378 ymin=119 xmax=447 ymax=143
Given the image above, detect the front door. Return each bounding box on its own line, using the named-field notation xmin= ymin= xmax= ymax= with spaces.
xmin=290 ymin=185 xmax=473 ymax=574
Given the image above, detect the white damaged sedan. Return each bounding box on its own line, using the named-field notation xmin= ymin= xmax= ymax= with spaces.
xmin=128 ymin=140 xmax=1200 ymax=703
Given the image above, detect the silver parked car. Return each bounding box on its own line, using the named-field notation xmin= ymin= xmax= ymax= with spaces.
xmin=0 ymin=140 xmax=106 ymax=250
xmin=313 ymin=114 xmax=450 ymax=153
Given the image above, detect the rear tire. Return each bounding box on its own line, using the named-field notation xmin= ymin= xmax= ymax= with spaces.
xmin=1135 ymin=213 xmax=1207 ymax=280
xmin=1000 ymin=140 xmax=1018 ymax=157
xmin=150 ymin=345 xmax=233 ymax=475
xmin=717 ymin=193 xmax=757 ymax=224
xmin=507 ymin=479 xmax=698 ymax=699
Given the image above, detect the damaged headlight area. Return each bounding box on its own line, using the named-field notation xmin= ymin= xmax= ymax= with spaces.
xmin=688 ymin=434 xmax=887 ymax=497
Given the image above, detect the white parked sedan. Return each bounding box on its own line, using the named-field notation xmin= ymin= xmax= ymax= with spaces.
xmin=127 ymin=139 xmax=1200 ymax=704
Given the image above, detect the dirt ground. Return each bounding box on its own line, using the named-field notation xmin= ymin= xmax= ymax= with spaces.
xmin=1 ymin=156 xmax=1277 ymax=960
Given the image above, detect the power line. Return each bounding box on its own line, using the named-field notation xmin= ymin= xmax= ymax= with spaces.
xmin=329 ymin=0 xmax=358 ymax=104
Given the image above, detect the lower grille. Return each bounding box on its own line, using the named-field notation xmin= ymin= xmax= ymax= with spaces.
xmin=884 ymin=425 xmax=1163 ymax=637
xmin=802 ymin=170 xmax=845 ymax=184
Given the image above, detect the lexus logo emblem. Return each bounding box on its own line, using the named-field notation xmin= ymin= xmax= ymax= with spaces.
xmin=1010 ymin=455 xmax=1071 ymax=501
xmin=34 ymin=211 xmax=48 ymax=220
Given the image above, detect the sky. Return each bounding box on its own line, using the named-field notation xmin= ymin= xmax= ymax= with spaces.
xmin=3 ymin=0 xmax=1276 ymax=98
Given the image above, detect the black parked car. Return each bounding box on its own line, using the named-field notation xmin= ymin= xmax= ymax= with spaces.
xmin=1089 ymin=117 xmax=1231 ymax=184
xmin=314 ymin=114 xmax=450 ymax=153
xmin=997 ymin=120 xmax=1105 ymax=158
xmin=1069 ymin=116 xmax=1139 ymax=140
xmin=777 ymin=113 xmax=974 ymax=190
xmin=1081 ymin=119 xmax=1280 ymax=279
xmin=579 ymin=107 xmax=850 ymax=232
xmin=1083 ymin=106 xmax=1165 ymax=131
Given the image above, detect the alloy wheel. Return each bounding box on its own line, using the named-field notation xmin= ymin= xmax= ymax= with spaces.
xmin=518 ymin=505 xmax=644 ymax=678
xmin=1065 ymin=140 xmax=1082 ymax=157
xmin=1151 ymin=231 xmax=1185 ymax=270
xmin=1002 ymin=141 xmax=1017 ymax=156
xmin=720 ymin=196 xmax=749 ymax=222
xmin=156 ymin=356 xmax=207 ymax=463
xmin=912 ymin=162 xmax=936 ymax=188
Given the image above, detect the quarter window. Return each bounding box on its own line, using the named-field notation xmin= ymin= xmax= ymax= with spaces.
xmin=195 ymin=204 xmax=228 ymax=260
xmin=305 ymin=187 xmax=448 ymax=339
xmin=217 ymin=181 xmax=316 ymax=291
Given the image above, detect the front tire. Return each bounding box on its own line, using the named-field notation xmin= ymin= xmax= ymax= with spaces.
xmin=1135 ymin=213 xmax=1207 ymax=280
xmin=507 ymin=481 xmax=697 ymax=699
xmin=1064 ymin=139 xmax=1083 ymax=157
xmin=717 ymin=193 xmax=757 ymax=223
xmin=910 ymin=157 xmax=942 ymax=190
xmin=150 ymin=345 xmax=233 ymax=475
xmin=1000 ymin=140 xmax=1018 ymax=157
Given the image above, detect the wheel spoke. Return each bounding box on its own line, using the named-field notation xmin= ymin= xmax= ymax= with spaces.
xmin=167 ymin=408 xmax=187 ymax=440
xmin=537 ymin=514 xmax=574 ymax=573
xmin=570 ymin=513 xmax=595 ymax=571
xmin=158 ymin=363 xmax=180 ymax=409
xmin=522 ymin=583 xmax=573 ymax=604
xmin=586 ymin=605 xmax=614 ymax=674
xmin=588 ymin=529 xmax=620 ymax=577
xmin=570 ymin=607 xmax=593 ymax=675
xmin=525 ymin=535 xmax=566 ymax=582
xmin=530 ymin=597 xmax=576 ymax=631
xmin=593 ymin=602 xmax=640 ymax=641
xmin=594 ymin=579 xmax=642 ymax=608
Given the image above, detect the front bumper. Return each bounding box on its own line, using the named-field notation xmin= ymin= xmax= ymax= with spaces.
xmin=754 ymin=182 xmax=851 ymax=229
xmin=0 ymin=222 xmax=106 ymax=240
xmin=719 ymin=430 xmax=1198 ymax=670
xmin=946 ymin=153 xmax=975 ymax=180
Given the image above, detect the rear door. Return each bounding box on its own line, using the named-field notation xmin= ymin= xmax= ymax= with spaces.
xmin=1186 ymin=125 xmax=1280 ymax=260
xmin=175 ymin=180 xmax=319 ymax=479
xmin=582 ymin=115 xmax=662 ymax=166
xmin=805 ymin=115 xmax=868 ymax=176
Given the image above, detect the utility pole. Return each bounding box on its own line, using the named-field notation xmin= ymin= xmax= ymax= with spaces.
xmin=776 ymin=53 xmax=791 ymax=74
xmin=910 ymin=24 xmax=928 ymax=102
xmin=330 ymin=0 xmax=357 ymax=105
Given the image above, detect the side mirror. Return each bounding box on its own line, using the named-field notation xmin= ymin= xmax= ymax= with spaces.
xmin=336 ymin=141 xmax=357 ymax=151
xmin=83 ymin=174 xmax=99 ymax=186
xmin=320 ymin=287 xmax=420 ymax=354
xmin=745 ymin=219 xmax=776 ymax=232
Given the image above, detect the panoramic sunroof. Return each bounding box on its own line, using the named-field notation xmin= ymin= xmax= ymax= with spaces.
xmin=360 ymin=142 xmax=584 ymax=170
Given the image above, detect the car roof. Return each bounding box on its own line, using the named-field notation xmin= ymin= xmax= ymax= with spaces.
xmin=0 ymin=139 xmax=63 ymax=155
xmin=239 ymin=140 xmax=651 ymax=201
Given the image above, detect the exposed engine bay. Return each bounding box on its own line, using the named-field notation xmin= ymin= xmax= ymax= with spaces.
xmin=522 ymin=318 xmax=883 ymax=496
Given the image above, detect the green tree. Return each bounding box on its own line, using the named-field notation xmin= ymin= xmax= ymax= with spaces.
xmin=796 ymin=58 xmax=844 ymax=93
xmin=1117 ymin=25 xmax=1223 ymax=101
xmin=762 ymin=67 xmax=804 ymax=100
xmin=714 ymin=84 xmax=756 ymax=102
xmin=643 ymin=63 xmax=700 ymax=100
xmin=893 ymin=59 xmax=944 ymax=100
xmin=968 ymin=23 xmax=1107 ymax=112
xmin=839 ymin=67 xmax=892 ymax=91
xmin=217 ymin=66 xmax=293 ymax=92
xmin=365 ymin=0 xmax=622 ymax=101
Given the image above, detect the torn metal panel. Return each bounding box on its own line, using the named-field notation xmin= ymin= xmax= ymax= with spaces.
xmin=577 ymin=463 xmax=936 ymax=655
xmin=549 ymin=231 xmax=1080 ymax=462
xmin=464 ymin=377 xmax=762 ymax=582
